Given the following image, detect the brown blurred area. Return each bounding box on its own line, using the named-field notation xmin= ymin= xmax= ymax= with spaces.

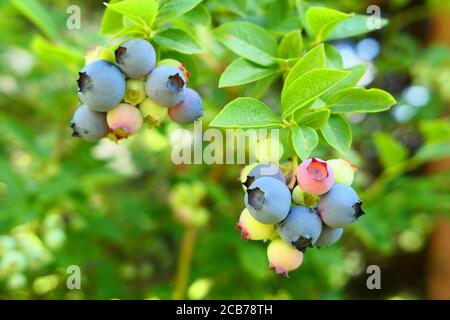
xmin=425 ymin=9 xmax=450 ymax=300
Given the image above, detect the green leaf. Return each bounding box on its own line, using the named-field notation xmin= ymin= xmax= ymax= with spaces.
xmin=279 ymin=30 xmax=303 ymax=60
xmin=373 ymin=132 xmax=408 ymax=169
xmin=210 ymin=98 xmax=282 ymax=128
xmin=100 ymin=0 xmax=124 ymax=35
xmin=296 ymin=109 xmax=330 ymax=129
xmin=305 ymin=7 xmax=350 ymax=42
xmin=295 ymin=0 xmax=311 ymax=35
xmin=415 ymin=143 xmax=450 ymax=163
xmin=31 ymin=36 xmax=84 ymax=70
xmin=419 ymin=119 xmax=450 ymax=144
xmin=324 ymin=44 xmax=343 ymax=68
xmin=283 ymin=44 xmax=326 ymax=94
xmin=214 ymin=22 xmax=278 ymax=67
xmin=327 ymin=88 xmax=397 ymax=113
xmin=291 ymin=126 xmax=319 ymax=160
xmin=11 ymin=0 xmax=59 ymax=40
xmin=322 ymin=64 xmax=367 ymax=100
xmin=327 ymin=14 xmax=389 ymax=40
xmin=219 ymin=58 xmax=278 ymax=88
xmin=247 ymin=74 xmax=279 ymax=99
xmin=105 ymin=0 xmax=158 ymax=28
xmin=320 ymin=115 xmax=352 ymax=154
xmin=184 ymin=3 xmax=211 ymax=26
xmin=153 ymin=28 xmax=203 ymax=54
xmin=156 ymin=0 xmax=202 ymax=25
xmin=219 ymin=0 xmax=248 ymax=16
xmin=282 ymin=69 xmax=349 ymax=118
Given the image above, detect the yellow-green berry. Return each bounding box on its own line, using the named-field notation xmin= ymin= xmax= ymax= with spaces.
xmin=124 ymin=79 xmax=146 ymax=105
xmin=236 ymin=209 xmax=277 ymax=241
xmin=140 ymin=98 xmax=168 ymax=128
xmin=327 ymin=159 xmax=357 ymax=185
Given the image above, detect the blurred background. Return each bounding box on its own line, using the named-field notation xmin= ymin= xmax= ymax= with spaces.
xmin=0 ymin=0 xmax=449 ymax=299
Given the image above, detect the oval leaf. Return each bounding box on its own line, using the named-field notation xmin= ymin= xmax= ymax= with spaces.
xmin=327 ymin=88 xmax=397 ymax=113
xmin=324 ymin=44 xmax=343 ymax=68
xmin=184 ymin=4 xmax=211 ymax=26
xmin=296 ymin=109 xmax=331 ymax=129
xmin=291 ymin=126 xmax=319 ymax=160
xmin=210 ymin=98 xmax=282 ymax=128
xmin=12 ymin=0 xmax=59 ymax=40
xmin=219 ymin=58 xmax=278 ymax=88
xmin=373 ymin=132 xmax=408 ymax=170
xmin=156 ymin=0 xmax=202 ymax=25
xmin=283 ymin=44 xmax=326 ymax=94
xmin=105 ymin=0 xmax=158 ymax=28
xmin=306 ymin=7 xmax=350 ymax=42
xmin=320 ymin=114 xmax=352 ymax=154
xmin=153 ymin=28 xmax=203 ymax=54
xmin=279 ymin=30 xmax=303 ymax=59
xmin=322 ymin=64 xmax=367 ymax=100
xmin=327 ymin=14 xmax=389 ymax=40
xmin=214 ymin=21 xmax=278 ymax=66
xmin=282 ymin=69 xmax=349 ymax=118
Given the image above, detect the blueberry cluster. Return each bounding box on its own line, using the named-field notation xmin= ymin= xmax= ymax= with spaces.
xmin=71 ymin=39 xmax=203 ymax=142
xmin=237 ymin=158 xmax=364 ymax=276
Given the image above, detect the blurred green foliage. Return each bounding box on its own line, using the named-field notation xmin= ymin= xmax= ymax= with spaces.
xmin=0 ymin=0 xmax=449 ymax=300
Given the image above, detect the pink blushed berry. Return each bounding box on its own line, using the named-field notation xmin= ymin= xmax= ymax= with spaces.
xmin=267 ymin=239 xmax=303 ymax=276
xmin=106 ymin=103 xmax=143 ymax=141
xmin=297 ymin=158 xmax=334 ymax=196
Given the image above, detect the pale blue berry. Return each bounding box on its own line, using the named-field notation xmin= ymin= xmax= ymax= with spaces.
xmin=115 ymin=39 xmax=156 ymax=79
xmin=77 ymin=59 xmax=126 ymax=112
xmin=315 ymin=224 xmax=343 ymax=247
xmin=318 ymin=183 xmax=365 ymax=228
xmin=145 ymin=66 xmax=186 ymax=107
xmin=70 ymin=104 xmax=108 ymax=141
xmin=244 ymin=177 xmax=291 ymax=224
xmin=168 ymin=88 xmax=203 ymax=124
xmin=278 ymin=206 xmax=322 ymax=251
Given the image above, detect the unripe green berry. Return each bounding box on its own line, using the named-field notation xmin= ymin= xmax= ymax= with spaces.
xmin=253 ymin=137 xmax=284 ymax=164
xmin=140 ymin=98 xmax=168 ymax=128
xmin=267 ymin=239 xmax=303 ymax=276
xmin=124 ymin=79 xmax=146 ymax=105
xmin=327 ymin=159 xmax=357 ymax=185
xmin=292 ymin=185 xmax=319 ymax=207
xmin=239 ymin=163 xmax=259 ymax=189
xmin=85 ymin=46 xmax=115 ymax=64
xmin=292 ymin=185 xmax=305 ymax=205
xmin=236 ymin=209 xmax=277 ymax=241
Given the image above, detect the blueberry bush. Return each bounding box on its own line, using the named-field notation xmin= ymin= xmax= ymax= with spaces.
xmin=0 ymin=0 xmax=449 ymax=299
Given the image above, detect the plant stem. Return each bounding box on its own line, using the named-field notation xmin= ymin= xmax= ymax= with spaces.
xmin=288 ymin=155 xmax=299 ymax=190
xmin=172 ymin=226 xmax=198 ymax=299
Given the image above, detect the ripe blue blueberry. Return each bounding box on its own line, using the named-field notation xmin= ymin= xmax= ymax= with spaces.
xmin=145 ymin=66 xmax=186 ymax=107
xmin=243 ymin=163 xmax=286 ymax=188
xmin=70 ymin=104 xmax=108 ymax=141
xmin=115 ymin=39 xmax=156 ymax=79
xmin=317 ymin=183 xmax=365 ymax=228
xmin=278 ymin=206 xmax=322 ymax=252
xmin=168 ymin=88 xmax=203 ymax=124
xmin=77 ymin=59 xmax=126 ymax=112
xmin=244 ymin=177 xmax=291 ymax=224
xmin=315 ymin=224 xmax=343 ymax=247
